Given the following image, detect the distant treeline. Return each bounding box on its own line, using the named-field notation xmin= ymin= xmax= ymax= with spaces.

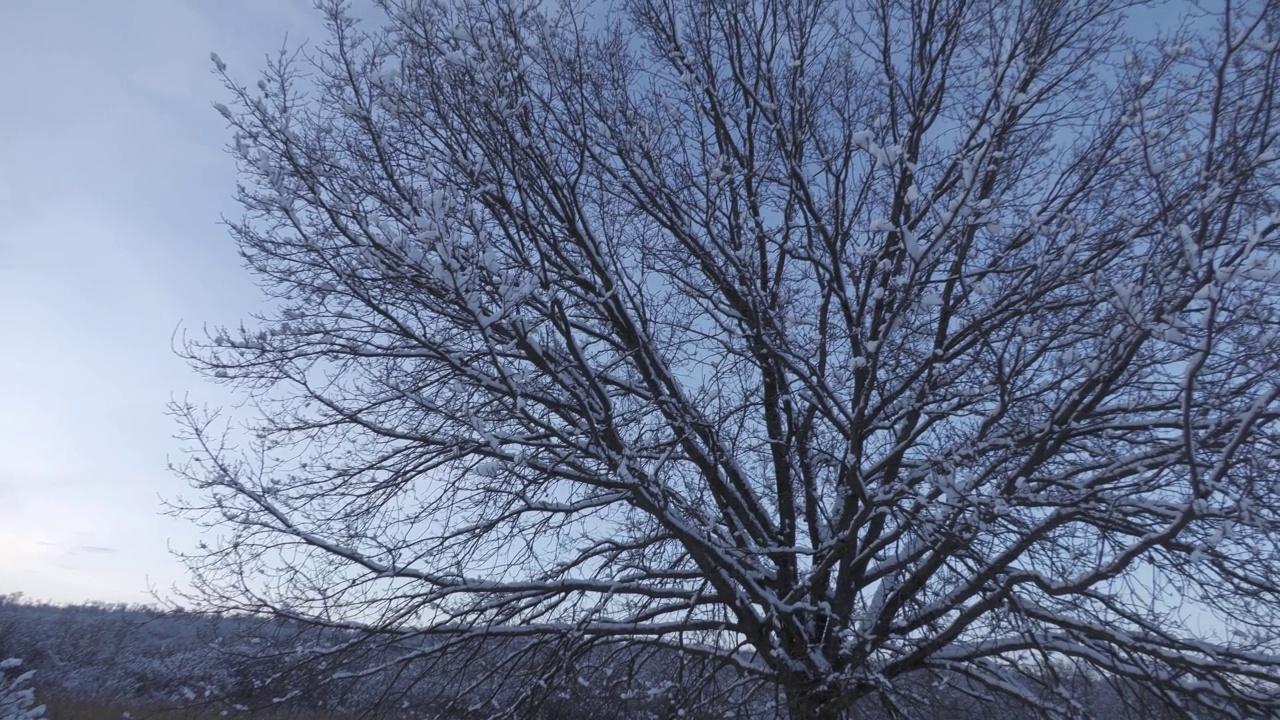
xmin=0 ymin=594 xmax=1201 ymax=719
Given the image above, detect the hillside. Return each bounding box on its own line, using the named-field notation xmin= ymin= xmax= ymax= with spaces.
xmin=0 ymin=594 xmax=1202 ymax=719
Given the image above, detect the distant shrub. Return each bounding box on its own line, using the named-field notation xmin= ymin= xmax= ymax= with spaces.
xmin=0 ymin=659 xmax=45 ymax=720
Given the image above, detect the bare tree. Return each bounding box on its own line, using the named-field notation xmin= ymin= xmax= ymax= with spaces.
xmin=174 ymin=0 xmax=1280 ymax=716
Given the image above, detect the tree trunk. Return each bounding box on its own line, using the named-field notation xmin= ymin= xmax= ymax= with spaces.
xmin=785 ymin=680 xmax=845 ymax=720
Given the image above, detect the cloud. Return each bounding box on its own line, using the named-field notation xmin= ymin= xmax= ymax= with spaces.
xmin=75 ymin=546 xmax=118 ymax=555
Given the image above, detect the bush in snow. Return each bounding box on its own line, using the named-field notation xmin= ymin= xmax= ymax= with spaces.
xmin=0 ymin=659 xmax=44 ymax=720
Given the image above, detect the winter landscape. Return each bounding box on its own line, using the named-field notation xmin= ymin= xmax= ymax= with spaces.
xmin=2 ymin=0 xmax=1279 ymax=717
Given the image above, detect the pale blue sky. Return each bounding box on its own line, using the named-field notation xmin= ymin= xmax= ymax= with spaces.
xmin=0 ymin=1 xmax=325 ymax=605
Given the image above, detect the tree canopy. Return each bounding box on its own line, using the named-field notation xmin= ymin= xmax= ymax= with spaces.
xmin=176 ymin=0 xmax=1280 ymax=716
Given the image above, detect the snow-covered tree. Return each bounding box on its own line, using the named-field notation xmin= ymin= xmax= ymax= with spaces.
xmin=175 ymin=0 xmax=1280 ymax=716
xmin=0 ymin=660 xmax=45 ymax=720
